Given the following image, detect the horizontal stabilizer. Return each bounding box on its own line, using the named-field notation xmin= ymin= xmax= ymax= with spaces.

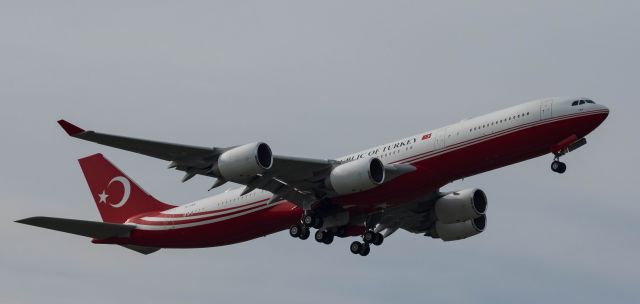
xmin=120 ymin=245 xmax=161 ymax=255
xmin=16 ymin=216 xmax=135 ymax=239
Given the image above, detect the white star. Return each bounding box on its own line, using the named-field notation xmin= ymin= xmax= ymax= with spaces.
xmin=98 ymin=190 xmax=109 ymax=204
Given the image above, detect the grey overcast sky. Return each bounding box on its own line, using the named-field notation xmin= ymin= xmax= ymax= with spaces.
xmin=1 ymin=1 xmax=638 ymax=303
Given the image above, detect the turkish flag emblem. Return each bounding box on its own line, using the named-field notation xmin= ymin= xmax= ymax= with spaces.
xmin=422 ymin=133 xmax=432 ymax=140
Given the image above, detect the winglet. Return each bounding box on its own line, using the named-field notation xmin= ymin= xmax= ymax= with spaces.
xmin=57 ymin=119 xmax=85 ymax=136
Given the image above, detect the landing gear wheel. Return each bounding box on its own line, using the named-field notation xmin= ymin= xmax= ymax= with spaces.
xmin=299 ymin=227 xmax=310 ymax=240
xmin=323 ymin=233 xmax=334 ymax=245
xmin=350 ymin=241 xmax=364 ymax=254
xmin=372 ymin=233 xmax=384 ymax=246
xmin=289 ymin=225 xmax=301 ymax=238
xmin=302 ymin=214 xmax=315 ymax=226
xmin=551 ymin=161 xmax=567 ymax=174
xmin=302 ymin=214 xmax=324 ymax=229
xmin=314 ymin=230 xmax=334 ymax=244
xmin=359 ymin=244 xmax=370 ymax=256
xmin=315 ymin=230 xmax=326 ymax=243
xmin=363 ymin=231 xmax=377 ymax=244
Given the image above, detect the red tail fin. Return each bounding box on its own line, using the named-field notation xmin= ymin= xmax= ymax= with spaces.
xmin=78 ymin=154 xmax=173 ymax=223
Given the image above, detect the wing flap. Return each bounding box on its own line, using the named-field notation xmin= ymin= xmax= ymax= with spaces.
xmin=16 ymin=216 xmax=135 ymax=239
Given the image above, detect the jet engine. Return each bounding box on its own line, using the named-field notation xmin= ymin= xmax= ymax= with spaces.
xmin=216 ymin=142 xmax=273 ymax=181
xmin=426 ymin=215 xmax=487 ymax=241
xmin=433 ymin=188 xmax=487 ymax=224
xmin=327 ymin=158 xmax=385 ymax=195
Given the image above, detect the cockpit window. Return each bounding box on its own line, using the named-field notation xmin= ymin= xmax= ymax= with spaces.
xmin=572 ymin=99 xmax=595 ymax=106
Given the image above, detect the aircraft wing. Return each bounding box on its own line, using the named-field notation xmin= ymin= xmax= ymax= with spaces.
xmin=58 ymin=120 xmax=227 ymax=169
xmin=58 ymin=120 xmax=336 ymax=208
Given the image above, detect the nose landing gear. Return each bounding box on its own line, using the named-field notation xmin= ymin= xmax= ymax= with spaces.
xmin=551 ymin=156 xmax=567 ymax=174
xmin=551 ymin=160 xmax=567 ymax=174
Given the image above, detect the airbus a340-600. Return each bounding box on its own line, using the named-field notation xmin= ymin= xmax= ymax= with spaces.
xmin=17 ymin=97 xmax=609 ymax=256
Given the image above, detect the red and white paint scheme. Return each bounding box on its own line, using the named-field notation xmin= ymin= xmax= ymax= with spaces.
xmin=17 ymin=97 xmax=609 ymax=256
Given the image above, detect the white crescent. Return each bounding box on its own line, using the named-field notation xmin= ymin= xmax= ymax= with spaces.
xmin=107 ymin=176 xmax=131 ymax=208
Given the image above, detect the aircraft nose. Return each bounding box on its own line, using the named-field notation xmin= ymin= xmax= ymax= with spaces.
xmin=594 ymin=104 xmax=610 ymax=125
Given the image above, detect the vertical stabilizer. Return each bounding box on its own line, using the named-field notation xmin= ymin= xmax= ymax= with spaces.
xmin=78 ymin=153 xmax=173 ymax=223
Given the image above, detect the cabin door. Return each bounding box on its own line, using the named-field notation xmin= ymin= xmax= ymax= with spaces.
xmin=541 ymin=100 xmax=553 ymax=120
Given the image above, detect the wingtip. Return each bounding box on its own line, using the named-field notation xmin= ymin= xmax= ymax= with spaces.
xmin=57 ymin=119 xmax=85 ymax=136
xmin=15 ymin=217 xmax=38 ymax=225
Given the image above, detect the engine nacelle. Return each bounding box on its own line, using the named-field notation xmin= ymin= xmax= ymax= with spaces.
xmin=216 ymin=142 xmax=273 ymax=181
xmin=427 ymin=215 xmax=486 ymax=241
xmin=433 ymin=188 xmax=487 ymax=224
xmin=327 ymin=158 xmax=385 ymax=195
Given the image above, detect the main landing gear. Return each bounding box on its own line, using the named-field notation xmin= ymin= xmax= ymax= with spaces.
xmin=302 ymin=213 xmax=323 ymax=229
xmin=314 ymin=229 xmax=334 ymax=245
xmin=288 ymin=211 xmax=386 ymax=257
xmin=350 ymin=230 xmax=384 ymax=257
xmin=289 ymin=212 xmax=323 ymax=241
xmin=289 ymin=224 xmax=310 ymax=240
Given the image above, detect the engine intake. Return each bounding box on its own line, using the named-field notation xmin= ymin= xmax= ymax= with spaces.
xmin=433 ymin=188 xmax=487 ymax=224
xmin=327 ymin=157 xmax=385 ymax=195
xmin=216 ymin=142 xmax=273 ymax=181
xmin=427 ymin=215 xmax=487 ymax=241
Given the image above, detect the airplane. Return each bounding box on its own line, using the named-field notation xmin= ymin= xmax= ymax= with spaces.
xmin=16 ymin=97 xmax=609 ymax=256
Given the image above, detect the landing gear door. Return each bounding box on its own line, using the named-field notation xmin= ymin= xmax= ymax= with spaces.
xmin=541 ymin=100 xmax=553 ymax=120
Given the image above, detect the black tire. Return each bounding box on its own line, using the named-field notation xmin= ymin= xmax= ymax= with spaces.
xmin=372 ymin=233 xmax=384 ymax=246
xmin=350 ymin=241 xmax=363 ymax=254
xmin=299 ymin=227 xmax=310 ymax=240
xmin=289 ymin=225 xmax=301 ymax=238
xmin=363 ymin=231 xmax=376 ymax=244
xmin=322 ymin=233 xmax=334 ymax=245
xmin=359 ymin=244 xmax=370 ymax=256
xmin=551 ymin=161 xmax=560 ymax=172
xmin=302 ymin=214 xmax=315 ymax=227
xmin=314 ymin=230 xmax=325 ymax=243
xmin=557 ymin=162 xmax=567 ymax=174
